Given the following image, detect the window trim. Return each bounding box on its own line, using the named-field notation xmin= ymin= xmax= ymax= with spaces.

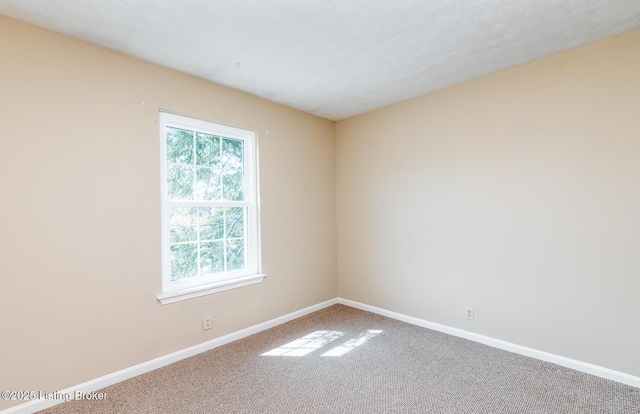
xmin=157 ymin=111 xmax=264 ymax=304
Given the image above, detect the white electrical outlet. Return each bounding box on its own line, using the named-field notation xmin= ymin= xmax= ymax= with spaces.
xmin=465 ymin=307 xmax=474 ymax=321
xmin=203 ymin=316 xmax=212 ymax=331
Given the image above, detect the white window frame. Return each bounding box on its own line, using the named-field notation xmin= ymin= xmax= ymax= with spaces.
xmin=157 ymin=112 xmax=264 ymax=304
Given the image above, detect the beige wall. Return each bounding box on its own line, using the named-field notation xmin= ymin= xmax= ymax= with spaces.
xmin=0 ymin=17 xmax=336 ymax=409
xmin=337 ymin=31 xmax=640 ymax=377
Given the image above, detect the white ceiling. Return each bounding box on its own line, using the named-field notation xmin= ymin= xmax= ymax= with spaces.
xmin=2 ymin=1 xmax=640 ymax=121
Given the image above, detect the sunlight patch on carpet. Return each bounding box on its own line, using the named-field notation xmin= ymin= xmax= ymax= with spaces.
xmin=322 ymin=330 xmax=383 ymax=357
xmin=261 ymin=330 xmax=345 ymax=356
xmin=262 ymin=329 xmax=383 ymax=357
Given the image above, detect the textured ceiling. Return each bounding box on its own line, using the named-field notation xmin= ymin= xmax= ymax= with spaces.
xmin=2 ymin=0 xmax=640 ymax=120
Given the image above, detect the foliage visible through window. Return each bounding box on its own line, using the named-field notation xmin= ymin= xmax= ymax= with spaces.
xmin=165 ymin=127 xmax=247 ymax=281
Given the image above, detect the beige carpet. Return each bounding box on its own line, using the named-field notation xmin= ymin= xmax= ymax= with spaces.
xmin=39 ymin=304 xmax=640 ymax=413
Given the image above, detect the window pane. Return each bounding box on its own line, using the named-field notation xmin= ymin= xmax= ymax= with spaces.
xmin=222 ymin=138 xmax=243 ymax=169
xmin=222 ymin=170 xmax=244 ymax=201
xmin=200 ymin=241 xmax=224 ymax=276
xmin=226 ymin=238 xmax=245 ymax=271
xmin=169 ymin=207 xmax=197 ymax=243
xmin=225 ymin=207 xmax=245 ymax=238
xmin=166 ymin=127 xmax=194 ymax=165
xmin=170 ymin=243 xmax=198 ymax=281
xmin=196 ymin=133 xmax=220 ymax=167
xmin=167 ymin=164 xmax=194 ymax=200
xmin=196 ymin=167 xmax=221 ymax=200
xmin=199 ymin=207 xmax=224 ymax=241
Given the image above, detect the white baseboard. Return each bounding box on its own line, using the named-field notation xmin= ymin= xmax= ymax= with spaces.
xmin=1 ymin=298 xmax=338 ymax=414
xmin=337 ymin=297 xmax=640 ymax=389
xmin=4 ymin=296 xmax=638 ymax=413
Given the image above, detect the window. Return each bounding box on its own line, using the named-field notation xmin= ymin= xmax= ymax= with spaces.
xmin=157 ymin=112 xmax=264 ymax=304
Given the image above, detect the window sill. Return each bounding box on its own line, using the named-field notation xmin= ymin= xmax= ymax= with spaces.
xmin=157 ymin=273 xmax=266 ymax=305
